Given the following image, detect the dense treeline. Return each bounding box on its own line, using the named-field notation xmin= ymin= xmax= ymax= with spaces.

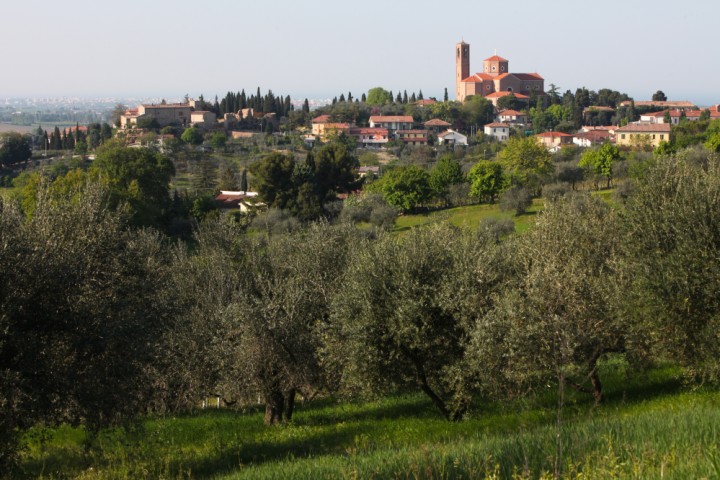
xmin=1 ymin=147 xmax=720 ymax=472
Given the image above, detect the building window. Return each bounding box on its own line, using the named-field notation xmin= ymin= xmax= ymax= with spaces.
xmin=491 ymin=66 xmax=496 ymax=71
xmin=652 ymin=134 xmax=656 ymax=139
xmin=660 ymin=134 xmax=664 ymax=140
xmin=486 ymin=85 xmax=490 ymax=90
xmin=621 ymin=134 xmax=626 ymax=139
xmin=500 ymin=65 xmax=505 ymax=72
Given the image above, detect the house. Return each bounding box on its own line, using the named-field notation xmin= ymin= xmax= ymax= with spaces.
xmin=214 ymin=191 xmax=263 ymax=213
xmin=497 ymin=109 xmax=528 ymax=124
xmin=396 ymin=129 xmax=429 ymax=145
xmin=369 ymin=116 xmax=414 ymax=138
xmin=121 ymin=103 xmax=193 ymax=128
xmin=358 ymin=166 xmax=380 ymax=178
xmin=618 ymin=100 xmax=696 ymax=109
xmin=424 ymin=118 xmax=452 ymax=134
xmin=615 ymin=123 xmax=671 ymax=148
xmin=573 ymin=130 xmax=611 ymax=147
xmin=348 ymin=127 xmax=389 ymax=148
xmin=535 ymin=131 xmax=573 ymax=149
xmin=311 ymin=115 xmax=351 ymax=140
xmin=484 ymin=122 xmax=511 ymax=142
xmin=455 ymin=42 xmax=545 ymax=103
xmin=191 ymin=110 xmax=217 ymax=128
xmin=415 ymin=99 xmax=437 ymax=107
xmin=437 ymin=129 xmax=468 ymax=146
xmin=639 ymin=109 xmax=720 ymax=124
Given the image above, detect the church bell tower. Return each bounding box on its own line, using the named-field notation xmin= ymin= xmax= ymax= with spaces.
xmin=456 ymin=41 xmax=470 ymax=102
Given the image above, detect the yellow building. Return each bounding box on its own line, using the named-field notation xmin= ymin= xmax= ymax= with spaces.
xmin=615 ymin=123 xmax=671 ymax=148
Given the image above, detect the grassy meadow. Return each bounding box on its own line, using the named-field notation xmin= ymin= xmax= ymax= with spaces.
xmin=18 ymin=359 xmax=720 ymax=479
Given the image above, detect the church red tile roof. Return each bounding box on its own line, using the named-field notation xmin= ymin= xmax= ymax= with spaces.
xmin=462 ymin=73 xmax=495 ymax=82
xmin=512 ymin=73 xmax=544 ymax=80
xmin=486 ymin=91 xmax=530 ymax=99
xmin=485 ymin=55 xmax=509 ymax=62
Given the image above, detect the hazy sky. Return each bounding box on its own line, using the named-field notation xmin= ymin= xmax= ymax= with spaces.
xmin=1 ymin=0 xmax=717 ymax=104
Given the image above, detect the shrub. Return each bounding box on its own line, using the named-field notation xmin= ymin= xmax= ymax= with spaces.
xmin=499 ymin=186 xmax=532 ymax=216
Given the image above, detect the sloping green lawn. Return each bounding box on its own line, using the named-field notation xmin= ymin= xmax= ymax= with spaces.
xmin=18 ymin=360 xmax=720 ymax=479
xmin=394 ymin=199 xmax=543 ymax=234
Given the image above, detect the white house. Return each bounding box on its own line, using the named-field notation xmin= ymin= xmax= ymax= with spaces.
xmin=483 ymin=122 xmax=510 ymax=141
xmin=437 ymin=129 xmax=468 ymax=146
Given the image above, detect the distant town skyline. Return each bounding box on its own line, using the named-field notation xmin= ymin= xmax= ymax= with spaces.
xmin=2 ymin=0 xmax=718 ymax=105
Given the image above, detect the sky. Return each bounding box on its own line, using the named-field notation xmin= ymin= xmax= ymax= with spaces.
xmin=1 ymin=0 xmax=718 ymax=105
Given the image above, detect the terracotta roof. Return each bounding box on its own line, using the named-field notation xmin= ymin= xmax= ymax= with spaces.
xmin=438 ymin=130 xmax=466 ymax=138
xmin=485 ymin=122 xmax=510 ymax=128
xmin=312 ymin=114 xmax=331 ymax=123
xmin=486 ymin=91 xmax=530 ymax=99
xmin=536 ymin=131 xmax=572 ymax=138
xmin=582 ymin=125 xmax=617 ymax=132
xmin=415 ymin=99 xmax=437 ymax=106
xmin=616 ymin=123 xmax=671 ymax=133
xmin=141 ymin=103 xmax=191 ymax=109
xmin=369 ymin=115 xmax=414 ymax=123
xmin=485 ymin=55 xmax=509 ymax=62
xmin=424 ymin=118 xmax=451 ymax=126
xmin=462 ymin=73 xmax=495 ymax=82
xmin=511 ymin=73 xmax=544 ymax=81
xmin=619 ymin=100 xmax=696 ymax=108
xmin=349 ymin=127 xmax=388 ymax=135
xmin=575 ymin=130 xmax=610 ymax=141
xmin=642 ymin=110 xmax=720 ymax=119
xmin=498 ymin=109 xmax=525 ymax=116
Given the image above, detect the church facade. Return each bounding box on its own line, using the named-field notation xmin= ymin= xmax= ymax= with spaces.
xmin=455 ymin=41 xmax=544 ymax=103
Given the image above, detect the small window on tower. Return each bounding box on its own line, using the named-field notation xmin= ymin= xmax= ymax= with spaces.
xmin=501 ymin=66 xmax=505 ymax=71
xmin=457 ymin=48 xmax=460 ymax=58
xmin=492 ymin=66 xmax=496 ymax=71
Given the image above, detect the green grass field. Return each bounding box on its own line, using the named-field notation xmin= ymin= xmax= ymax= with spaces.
xmin=394 ymin=199 xmax=543 ymax=234
xmin=18 ymin=359 xmax=720 ymax=479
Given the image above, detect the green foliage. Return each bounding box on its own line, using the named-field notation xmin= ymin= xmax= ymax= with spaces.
xmin=704 ymin=131 xmax=720 ymax=152
xmin=181 ymin=126 xmax=203 ymax=145
xmin=366 ymin=87 xmax=392 ymax=106
xmin=498 ymin=136 xmax=553 ymax=194
xmin=92 ymin=143 xmax=175 ymax=228
xmin=498 ymin=186 xmax=532 ymax=216
xmin=468 ymin=160 xmax=505 ymax=203
xmin=624 ymin=156 xmax=720 ymax=383
xmin=496 ymin=93 xmax=525 ymax=111
xmin=250 ymin=152 xmax=297 ymax=210
xmin=210 ymin=132 xmax=227 ymax=150
xmin=429 ymin=155 xmax=465 ymax=202
xmin=579 ymin=143 xmax=621 ymax=189
xmin=0 ymin=132 xmax=32 ymax=166
xmin=369 ymin=165 xmax=433 ymax=212
xmin=0 ymin=182 xmax=175 ymax=469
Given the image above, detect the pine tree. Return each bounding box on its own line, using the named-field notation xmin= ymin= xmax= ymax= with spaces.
xmin=339 ymin=93 xmax=346 ymax=102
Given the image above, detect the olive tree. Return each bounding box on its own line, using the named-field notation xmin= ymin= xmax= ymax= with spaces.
xmin=468 ymin=194 xmax=634 ymax=404
xmin=624 ymin=155 xmax=720 ymax=382
xmin=325 ymin=224 xmax=511 ymax=420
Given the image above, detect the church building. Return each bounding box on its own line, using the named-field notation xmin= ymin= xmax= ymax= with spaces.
xmin=455 ymin=41 xmax=544 ymax=103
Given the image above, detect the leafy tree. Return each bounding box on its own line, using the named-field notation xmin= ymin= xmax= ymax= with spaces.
xmin=92 ymin=142 xmax=175 ymax=228
xmin=498 ymin=186 xmax=532 ymax=215
xmin=429 ymin=155 xmax=465 ymax=202
xmin=498 ymin=136 xmax=553 ymax=195
xmin=704 ymin=131 xmax=720 ymax=153
xmin=579 ymin=143 xmax=621 ymax=189
xmin=210 ymin=132 xmax=227 ymax=150
xmin=250 ymin=152 xmax=297 ymax=210
xmin=468 ymin=194 xmax=631 ymax=404
xmin=624 ymin=156 xmax=720 ymax=383
xmin=0 ymin=182 xmax=176 ymax=468
xmin=181 ymin=127 xmax=203 ymax=145
xmin=217 ymin=162 xmax=238 ymax=191
xmin=0 ymin=133 xmax=32 ymax=166
xmin=496 ymin=93 xmax=524 ymax=111
xmin=326 ymin=224 xmax=505 ymax=420
xmin=652 ymin=90 xmax=668 ymax=101
xmin=366 ymin=87 xmax=392 ymax=106
xmin=468 ymin=160 xmax=504 ymax=203
xmin=308 ymin=141 xmax=359 ymax=202
xmin=369 ymin=165 xmax=433 ymax=212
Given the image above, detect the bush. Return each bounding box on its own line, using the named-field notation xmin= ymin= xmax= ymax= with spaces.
xmin=542 ymin=182 xmax=571 ymax=202
xmin=499 ymin=186 xmax=532 ymax=216
xmin=250 ymin=208 xmax=300 ymax=234
xmin=478 ymin=218 xmax=515 ymax=242
xmin=447 ymin=183 xmax=471 ymax=207
xmin=613 ymin=180 xmax=635 ymax=204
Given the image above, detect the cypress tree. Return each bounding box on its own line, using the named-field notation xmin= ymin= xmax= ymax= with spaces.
xmin=348 ymin=92 xmax=353 ymax=103
xmin=403 ymin=90 xmax=408 ymax=104
xmin=240 ymin=168 xmax=248 ymax=192
xmin=418 ymin=90 xmax=424 ymax=100
xmin=361 ymin=93 xmax=367 ymax=102
xmin=396 ymin=92 xmax=402 ymax=103
xmin=302 ymin=98 xmax=310 ymax=113
xmin=410 ymin=93 xmax=416 ymax=103
xmin=444 ymin=88 xmax=449 ymax=102
xmin=339 ymin=93 xmax=346 ymax=102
